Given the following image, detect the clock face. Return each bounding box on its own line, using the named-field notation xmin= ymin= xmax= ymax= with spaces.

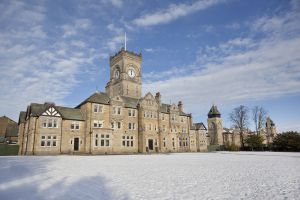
xmin=115 ymin=70 xmax=120 ymax=79
xmin=128 ymin=68 xmax=135 ymax=78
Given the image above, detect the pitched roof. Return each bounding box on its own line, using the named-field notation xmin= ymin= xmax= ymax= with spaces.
xmin=18 ymin=111 xmax=26 ymax=124
xmin=179 ymin=111 xmax=190 ymax=117
xmin=191 ymin=123 xmax=207 ymax=130
xmin=121 ymin=96 xmax=139 ymax=108
xmin=208 ymin=105 xmax=221 ymax=118
xmin=30 ymin=103 xmax=46 ymax=116
xmin=0 ymin=115 xmax=17 ymax=124
xmin=5 ymin=123 xmax=18 ymax=137
xmin=56 ymin=106 xmax=84 ymax=121
xmin=160 ymin=103 xmax=170 ymax=113
xmin=76 ymin=92 xmax=110 ymax=108
xmin=29 ymin=103 xmax=84 ymax=121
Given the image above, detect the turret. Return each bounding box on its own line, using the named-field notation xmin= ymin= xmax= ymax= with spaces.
xmin=207 ymin=105 xmax=223 ymax=145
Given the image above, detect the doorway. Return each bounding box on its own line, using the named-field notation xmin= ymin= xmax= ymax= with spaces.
xmin=148 ymin=139 xmax=154 ymax=150
xmin=74 ymin=138 xmax=79 ymax=151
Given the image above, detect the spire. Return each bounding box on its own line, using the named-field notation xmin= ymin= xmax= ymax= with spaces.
xmin=208 ymin=104 xmax=221 ymax=118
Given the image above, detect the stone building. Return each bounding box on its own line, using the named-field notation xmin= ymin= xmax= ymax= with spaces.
xmin=206 ymin=105 xmax=277 ymax=147
xmin=18 ymin=48 xmax=208 ymax=155
xmin=0 ymin=116 xmax=18 ymax=143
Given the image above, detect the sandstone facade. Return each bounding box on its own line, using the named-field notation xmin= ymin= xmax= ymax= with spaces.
xmin=18 ymin=48 xmax=208 ymax=155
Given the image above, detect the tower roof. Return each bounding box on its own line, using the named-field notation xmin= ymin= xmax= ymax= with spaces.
xmin=208 ymin=105 xmax=221 ymax=118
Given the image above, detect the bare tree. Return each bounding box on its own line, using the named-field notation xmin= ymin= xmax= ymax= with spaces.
xmin=229 ymin=105 xmax=249 ymax=148
xmin=252 ymin=106 xmax=268 ymax=135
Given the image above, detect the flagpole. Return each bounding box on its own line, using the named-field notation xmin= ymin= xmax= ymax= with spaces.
xmin=124 ymin=32 xmax=127 ymax=51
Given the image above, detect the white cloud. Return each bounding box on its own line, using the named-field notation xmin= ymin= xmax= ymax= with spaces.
xmin=0 ymin=2 xmax=99 ymax=120
xmin=144 ymin=48 xmax=164 ymax=53
xmin=107 ymin=23 xmax=123 ymax=34
xmin=225 ymin=22 xmax=241 ymax=30
xmin=70 ymin=40 xmax=86 ymax=48
xmin=109 ymin=0 xmax=123 ymax=8
xmin=106 ymin=23 xmax=125 ymax=51
xmin=106 ymin=35 xmax=124 ymax=51
xmin=143 ymin=5 xmax=300 ymax=120
xmin=62 ymin=18 xmax=91 ymax=37
xmin=133 ymin=0 xmax=225 ymax=27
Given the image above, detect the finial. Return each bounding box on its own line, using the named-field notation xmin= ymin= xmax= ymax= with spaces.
xmin=96 ymin=86 xmax=99 ymax=93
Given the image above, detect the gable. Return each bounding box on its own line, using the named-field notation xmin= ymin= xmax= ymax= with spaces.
xmin=144 ymin=92 xmax=154 ymax=100
xmin=42 ymin=107 xmax=61 ymax=117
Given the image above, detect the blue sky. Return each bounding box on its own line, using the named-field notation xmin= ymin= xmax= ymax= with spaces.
xmin=0 ymin=0 xmax=300 ymax=132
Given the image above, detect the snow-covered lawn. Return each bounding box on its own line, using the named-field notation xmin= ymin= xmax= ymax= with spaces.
xmin=0 ymin=152 xmax=300 ymax=200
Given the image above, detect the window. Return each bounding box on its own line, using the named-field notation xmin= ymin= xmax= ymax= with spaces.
xmin=42 ymin=118 xmax=59 ymax=128
xmin=93 ymin=104 xmax=103 ymax=113
xmin=41 ymin=135 xmax=58 ymax=147
xmin=93 ymin=120 xmax=103 ymax=128
xmin=162 ymin=114 xmax=165 ymax=120
xmin=128 ymin=109 xmax=136 ymax=117
xmin=149 ymin=124 xmax=152 ymax=131
xmin=117 ymin=122 xmax=121 ymax=129
xmin=122 ymin=135 xmax=134 ymax=147
xmin=95 ymin=134 xmax=99 ymax=146
xmin=180 ymin=138 xmax=188 ymax=147
xmin=97 ymin=134 xmax=110 ymax=147
xmin=163 ymin=125 xmax=166 ymax=132
xmin=53 ymin=119 xmax=57 ymax=128
xmin=111 ymin=122 xmax=115 ymax=129
xmin=128 ymin=123 xmax=135 ymax=130
xmin=163 ymin=138 xmax=166 ymax=147
xmin=171 ymin=114 xmax=176 ymax=121
xmin=172 ymin=138 xmax=175 ymax=147
xmin=42 ymin=120 xmax=47 ymax=128
xmin=71 ymin=121 xmax=80 ymax=130
xmin=113 ymin=106 xmax=122 ymax=115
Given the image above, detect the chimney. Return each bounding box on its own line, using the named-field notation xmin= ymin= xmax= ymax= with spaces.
xmin=178 ymin=101 xmax=183 ymax=112
xmin=155 ymin=92 xmax=161 ymax=104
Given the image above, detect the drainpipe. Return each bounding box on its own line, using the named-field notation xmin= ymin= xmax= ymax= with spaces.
xmin=89 ymin=103 xmax=92 ymax=154
xmin=25 ymin=116 xmax=31 ymax=155
xmin=32 ymin=117 xmax=38 ymax=155
xmin=20 ymin=122 xmax=26 ymax=155
xmin=60 ymin=119 xmax=63 ymax=154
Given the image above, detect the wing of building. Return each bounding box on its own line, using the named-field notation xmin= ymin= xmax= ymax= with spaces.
xmin=17 ymin=48 xmax=277 ymax=155
xmin=17 ymin=48 xmax=208 ymax=155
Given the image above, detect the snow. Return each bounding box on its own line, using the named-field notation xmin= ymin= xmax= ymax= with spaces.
xmin=0 ymin=152 xmax=300 ymax=200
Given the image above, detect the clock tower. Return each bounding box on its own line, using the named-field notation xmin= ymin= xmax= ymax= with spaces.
xmin=105 ymin=47 xmax=142 ymax=99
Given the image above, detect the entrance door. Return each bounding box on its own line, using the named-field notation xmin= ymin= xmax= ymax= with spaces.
xmin=148 ymin=139 xmax=154 ymax=150
xmin=74 ymin=138 xmax=79 ymax=151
